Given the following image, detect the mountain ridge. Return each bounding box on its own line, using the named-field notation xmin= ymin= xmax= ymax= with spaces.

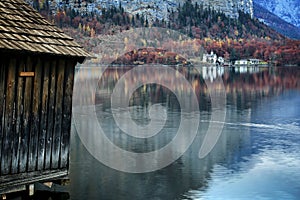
xmin=26 ymin=0 xmax=253 ymax=19
xmin=253 ymin=2 xmax=300 ymax=40
xmin=25 ymin=0 xmax=299 ymax=39
xmin=24 ymin=0 xmax=300 ymax=66
xmin=254 ymin=0 xmax=300 ymax=28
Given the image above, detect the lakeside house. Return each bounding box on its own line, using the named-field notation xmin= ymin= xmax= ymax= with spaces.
xmin=203 ymin=51 xmax=217 ymax=64
xmin=202 ymin=51 xmax=268 ymax=67
xmin=234 ymin=58 xmax=268 ymax=66
xmin=0 ymin=0 xmax=90 ymax=196
xmin=202 ymin=51 xmax=225 ymax=66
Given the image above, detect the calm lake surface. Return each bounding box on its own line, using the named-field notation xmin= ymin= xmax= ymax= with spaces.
xmin=69 ymin=66 xmax=300 ymax=200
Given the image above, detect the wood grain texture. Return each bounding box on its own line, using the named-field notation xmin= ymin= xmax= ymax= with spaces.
xmin=60 ymin=60 xmax=76 ymax=169
xmin=51 ymin=59 xmax=66 ymax=169
xmin=0 ymin=53 xmax=79 ymax=189
xmin=44 ymin=59 xmax=57 ymax=170
xmin=37 ymin=60 xmax=50 ymax=171
xmin=0 ymin=57 xmax=8 ymax=176
xmin=19 ymin=57 xmax=33 ymax=173
xmin=1 ymin=58 xmax=17 ymax=175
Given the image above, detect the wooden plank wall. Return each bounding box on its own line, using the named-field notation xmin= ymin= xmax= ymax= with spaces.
xmin=0 ymin=53 xmax=76 ymax=182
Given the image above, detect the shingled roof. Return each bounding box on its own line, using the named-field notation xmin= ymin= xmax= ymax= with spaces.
xmin=0 ymin=0 xmax=91 ymax=57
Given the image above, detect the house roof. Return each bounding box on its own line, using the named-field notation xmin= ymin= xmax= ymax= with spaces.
xmin=0 ymin=0 xmax=91 ymax=58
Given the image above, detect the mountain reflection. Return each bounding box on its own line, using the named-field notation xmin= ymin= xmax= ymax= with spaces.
xmin=71 ymin=66 xmax=300 ymax=200
xmin=74 ymin=65 xmax=300 ymax=108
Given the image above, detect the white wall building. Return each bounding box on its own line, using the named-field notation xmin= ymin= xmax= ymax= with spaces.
xmin=203 ymin=51 xmax=217 ymax=64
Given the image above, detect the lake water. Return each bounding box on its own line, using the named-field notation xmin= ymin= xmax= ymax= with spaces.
xmin=69 ymin=66 xmax=300 ymax=200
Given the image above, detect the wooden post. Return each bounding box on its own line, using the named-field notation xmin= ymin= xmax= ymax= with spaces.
xmin=1 ymin=194 xmax=6 ymax=200
xmin=28 ymin=184 xmax=34 ymax=196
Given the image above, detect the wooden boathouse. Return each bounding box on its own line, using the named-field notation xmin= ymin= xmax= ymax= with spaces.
xmin=0 ymin=0 xmax=90 ymax=195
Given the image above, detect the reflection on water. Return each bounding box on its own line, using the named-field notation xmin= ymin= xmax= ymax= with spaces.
xmin=70 ymin=66 xmax=300 ymax=200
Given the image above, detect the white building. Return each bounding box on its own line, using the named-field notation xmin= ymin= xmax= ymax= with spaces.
xmin=217 ymin=57 xmax=225 ymax=65
xmin=234 ymin=59 xmax=265 ymax=66
xmin=235 ymin=59 xmax=248 ymax=65
xmin=203 ymin=51 xmax=217 ymax=64
xmin=203 ymin=51 xmax=225 ymax=66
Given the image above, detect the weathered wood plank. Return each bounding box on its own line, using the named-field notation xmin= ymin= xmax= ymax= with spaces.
xmin=11 ymin=56 xmax=26 ymax=174
xmin=19 ymin=57 xmax=33 ymax=173
xmin=0 ymin=56 xmax=8 ymax=176
xmin=44 ymin=59 xmax=57 ymax=170
xmin=60 ymin=60 xmax=76 ymax=168
xmin=28 ymin=57 xmax=43 ymax=172
xmin=51 ymin=59 xmax=66 ymax=169
xmin=0 ymin=169 xmax=68 ymax=191
xmin=1 ymin=58 xmax=17 ymax=175
xmin=37 ymin=60 xmax=50 ymax=171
